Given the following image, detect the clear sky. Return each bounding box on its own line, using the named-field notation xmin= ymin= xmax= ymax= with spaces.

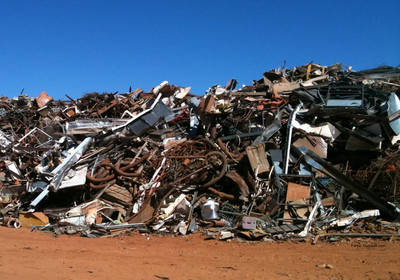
xmin=1 ymin=0 xmax=399 ymax=99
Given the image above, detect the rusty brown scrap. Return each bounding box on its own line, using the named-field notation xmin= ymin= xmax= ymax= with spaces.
xmin=0 ymin=63 xmax=399 ymax=241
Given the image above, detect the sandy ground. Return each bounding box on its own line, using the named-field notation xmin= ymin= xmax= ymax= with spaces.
xmin=0 ymin=227 xmax=399 ymax=280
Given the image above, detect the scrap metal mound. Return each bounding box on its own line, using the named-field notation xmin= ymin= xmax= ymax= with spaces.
xmin=1 ymin=63 xmax=400 ymax=241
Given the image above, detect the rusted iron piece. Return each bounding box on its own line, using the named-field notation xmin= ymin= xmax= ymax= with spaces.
xmin=35 ymin=91 xmax=53 ymax=108
xmin=216 ymin=138 xmax=244 ymax=161
xmin=202 ymin=151 xmax=228 ymax=188
xmin=208 ymin=187 xmax=235 ymax=200
xmin=225 ymin=170 xmax=250 ymax=200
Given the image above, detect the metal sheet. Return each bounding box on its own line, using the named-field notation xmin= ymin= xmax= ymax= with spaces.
xmin=127 ymin=99 xmax=174 ymax=135
xmin=246 ymin=143 xmax=270 ymax=175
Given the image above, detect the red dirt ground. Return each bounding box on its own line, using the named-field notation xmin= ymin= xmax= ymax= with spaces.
xmin=0 ymin=227 xmax=399 ymax=280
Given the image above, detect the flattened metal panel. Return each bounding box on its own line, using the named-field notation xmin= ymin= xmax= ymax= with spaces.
xmin=127 ymin=100 xmax=174 ymax=135
xmin=246 ymin=143 xmax=270 ymax=175
xmin=127 ymin=119 xmax=149 ymax=135
xmin=326 ymin=100 xmax=362 ymax=107
xmin=285 ymin=183 xmax=311 ymax=203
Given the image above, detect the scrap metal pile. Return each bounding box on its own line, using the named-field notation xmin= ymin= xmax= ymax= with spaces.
xmin=1 ymin=63 xmax=400 ymax=241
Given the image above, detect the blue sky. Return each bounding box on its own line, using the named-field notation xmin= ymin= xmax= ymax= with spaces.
xmin=1 ymin=0 xmax=399 ymax=99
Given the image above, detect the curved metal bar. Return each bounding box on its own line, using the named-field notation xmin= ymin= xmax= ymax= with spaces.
xmin=216 ymin=138 xmax=244 ymax=160
xmin=115 ymin=160 xmax=142 ymax=177
xmin=89 ymin=179 xmax=117 ymax=189
xmin=119 ymin=152 xmax=151 ymax=172
xmin=202 ymin=151 xmax=228 ymax=187
xmin=86 ymin=162 xmax=115 ymax=183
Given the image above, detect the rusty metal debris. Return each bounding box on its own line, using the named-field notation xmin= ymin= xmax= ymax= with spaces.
xmin=0 ymin=64 xmax=400 ymax=242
